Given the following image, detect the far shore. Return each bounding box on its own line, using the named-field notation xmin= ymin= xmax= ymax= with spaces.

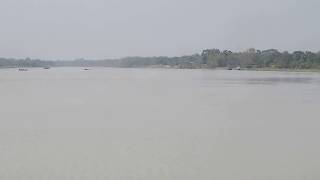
xmin=1 ymin=65 xmax=320 ymax=73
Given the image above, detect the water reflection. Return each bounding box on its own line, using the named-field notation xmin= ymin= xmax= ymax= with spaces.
xmin=245 ymin=77 xmax=314 ymax=84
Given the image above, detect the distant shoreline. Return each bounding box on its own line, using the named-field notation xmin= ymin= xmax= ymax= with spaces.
xmin=1 ymin=49 xmax=320 ymax=70
xmin=1 ymin=66 xmax=320 ymax=73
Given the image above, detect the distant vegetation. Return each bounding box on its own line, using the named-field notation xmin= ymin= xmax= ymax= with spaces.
xmin=1 ymin=48 xmax=320 ymax=70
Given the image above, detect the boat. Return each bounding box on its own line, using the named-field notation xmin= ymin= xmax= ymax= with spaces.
xmin=43 ymin=67 xmax=50 ymax=69
xmin=84 ymin=68 xmax=91 ymax=71
xmin=18 ymin=68 xmax=28 ymax=71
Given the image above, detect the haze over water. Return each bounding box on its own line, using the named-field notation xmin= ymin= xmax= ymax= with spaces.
xmin=0 ymin=68 xmax=319 ymax=180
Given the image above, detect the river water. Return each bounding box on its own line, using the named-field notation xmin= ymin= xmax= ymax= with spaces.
xmin=0 ymin=68 xmax=319 ymax=180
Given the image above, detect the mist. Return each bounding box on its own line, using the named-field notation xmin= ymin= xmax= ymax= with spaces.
xmin=0 ymin=0 xmax=319 ymax=59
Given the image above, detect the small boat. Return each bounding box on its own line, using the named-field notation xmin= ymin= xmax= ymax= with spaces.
xmin=236 ymin=66 xmax=241 ymax=70
xmin=43 ymin=67 xmax=50 ymax=69
xmin=84 ymin=68 xmax=91 ymax=71
xmin=18 ymin=68 xmax=28 ymax=71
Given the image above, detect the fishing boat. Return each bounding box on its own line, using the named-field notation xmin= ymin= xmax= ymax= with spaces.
xmin=18 ymin=68 xmax=28 ymax=71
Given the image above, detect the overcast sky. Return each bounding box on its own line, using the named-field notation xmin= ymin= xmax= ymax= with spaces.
xmin=0 ymin=0 xmax=319 ymax=59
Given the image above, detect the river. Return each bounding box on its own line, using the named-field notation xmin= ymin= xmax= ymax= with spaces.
xmin=0 ymin=68 xmax=319 ymax=179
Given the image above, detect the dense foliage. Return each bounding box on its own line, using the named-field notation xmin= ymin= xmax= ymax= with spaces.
xmin=1 ymin=49 xmax=320 ymax=69
xmin=201 ymin=48 xmax=320 ymax=69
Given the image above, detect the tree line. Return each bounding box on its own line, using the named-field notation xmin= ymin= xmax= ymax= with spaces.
xmin=1 ymin=48 xmax=320 ymax=69
xmin=201 ymin=48 xmax=320 ymax=69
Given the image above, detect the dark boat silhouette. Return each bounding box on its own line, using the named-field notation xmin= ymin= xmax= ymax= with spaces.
xmin=18 ymin=68 xmax=28 ymax=71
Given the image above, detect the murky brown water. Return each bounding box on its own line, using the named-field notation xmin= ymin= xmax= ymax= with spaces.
xmin=0 ymin=68 xmax=319 ymax=180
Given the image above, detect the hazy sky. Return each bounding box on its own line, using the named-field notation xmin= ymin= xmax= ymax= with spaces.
xmin=0 ymin=0 xmax=319 ymax=59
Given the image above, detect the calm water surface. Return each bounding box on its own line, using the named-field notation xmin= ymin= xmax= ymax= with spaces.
xmin=0 ymin=68 xmax=319 ymax=180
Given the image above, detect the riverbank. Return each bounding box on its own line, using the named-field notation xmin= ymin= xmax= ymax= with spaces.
xmin=1 ymin=65 xmax=320 ymax=73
